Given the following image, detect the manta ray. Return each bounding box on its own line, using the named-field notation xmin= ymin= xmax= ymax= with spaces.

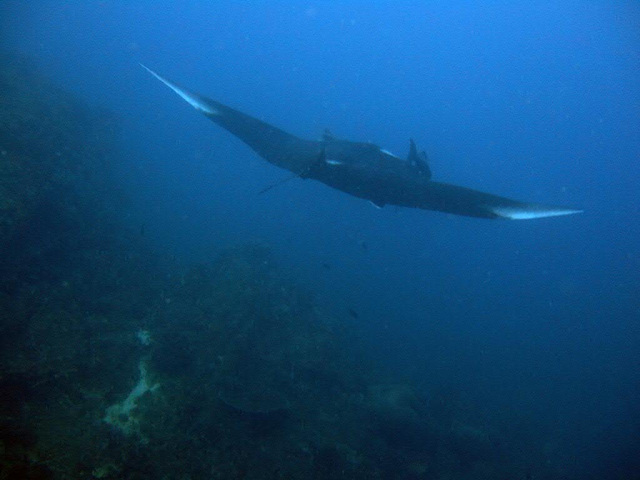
xmin=142 ymin=65 xmax=581 ymax=220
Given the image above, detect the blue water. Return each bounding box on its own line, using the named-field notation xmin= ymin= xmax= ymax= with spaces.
xmin=3 ymin=1 xmax=639 ymax=477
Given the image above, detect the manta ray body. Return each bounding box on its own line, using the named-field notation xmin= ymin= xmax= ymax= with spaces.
xmin=143 ymin=65 xmax=581 ymax=220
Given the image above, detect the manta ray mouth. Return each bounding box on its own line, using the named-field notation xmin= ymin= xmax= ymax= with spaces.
xmin=487 ymin=204 xmax=584 ymax=220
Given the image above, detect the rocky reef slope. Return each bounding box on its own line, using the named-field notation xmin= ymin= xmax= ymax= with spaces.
xmin=0 ymin=55 xmax=519 ymax=480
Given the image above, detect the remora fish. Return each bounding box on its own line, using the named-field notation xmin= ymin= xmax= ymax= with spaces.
xmin=142 ymin=65 xmax=582 ymax=220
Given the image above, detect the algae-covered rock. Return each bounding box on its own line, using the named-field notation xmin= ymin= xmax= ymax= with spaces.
xmin=0 ymin=54 xmax=117 ymax=163
xmin=218 ymin=381 xmax=290 ymax=415
xmin=152 ymin=244 xmax=347 ymax=395
xmin=0 ymin=54 xmax=518 ymax=480
xmin=103 ymin=361 xmax=160 ymax=438
xmin=366 ymin=383 xmax=436 ymax=450
xmin=0 ymin=54 xmax=121 ymax=288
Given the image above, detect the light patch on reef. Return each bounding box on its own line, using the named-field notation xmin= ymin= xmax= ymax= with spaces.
xmin=104 ymin=361 xmax=159 ymax=437
xmin=137 ymin=329 xmax=152 ymax=346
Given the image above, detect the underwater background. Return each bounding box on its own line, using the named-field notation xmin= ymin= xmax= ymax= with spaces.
xmin=0 ymin=2 xmax=638 ymax=479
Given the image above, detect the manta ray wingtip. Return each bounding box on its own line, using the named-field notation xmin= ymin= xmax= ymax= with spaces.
xmin=141 ymin=64 xmax=219 ymax=116
xmin=489 ymin=204 xmax=583 ymax=220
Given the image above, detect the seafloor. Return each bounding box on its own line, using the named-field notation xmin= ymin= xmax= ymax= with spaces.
xmin=1 ymin=55 xmax=554 ymax=480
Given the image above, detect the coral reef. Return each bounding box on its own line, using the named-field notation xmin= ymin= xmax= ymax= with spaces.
xmin=0 ymin=53 xmax=122 ymax=290
xmin=0 ymin=54 xmax=530 ymax=479
xmin=103 ymin=361 xmax=160 ymax=438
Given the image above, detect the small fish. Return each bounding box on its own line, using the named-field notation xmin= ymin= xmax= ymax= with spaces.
xmin=347 ymin=308 xmax=359 ymax=319
xmin=322 ymin=262 xmax=331 ymax=270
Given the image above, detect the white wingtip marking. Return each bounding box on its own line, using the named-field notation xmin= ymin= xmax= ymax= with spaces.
xmin=325 ymin=159 xmax=344 ymax=166
xmin=141 ymin=64 xmax=219 ymax=116
xmin=489 ymin=205 xmax=583 ymax=220
xmin=380 ymin=148 xmax=402 ymax=160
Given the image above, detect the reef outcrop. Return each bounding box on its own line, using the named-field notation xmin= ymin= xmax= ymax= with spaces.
xmin=0 ymin=55 xmax=518 ymax=480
